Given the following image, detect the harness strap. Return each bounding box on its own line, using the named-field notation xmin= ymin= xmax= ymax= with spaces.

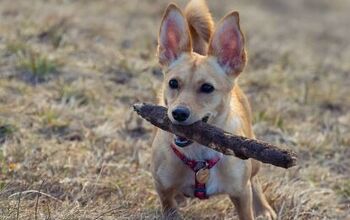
xmin=170 ymin=143 xmax=220 ymax=199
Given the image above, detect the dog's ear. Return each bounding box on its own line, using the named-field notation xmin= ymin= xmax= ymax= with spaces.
xmin=208 ymin=12 xmax=247 ymax=76
xmin=158 ymin=4 xmax=192 ymax=66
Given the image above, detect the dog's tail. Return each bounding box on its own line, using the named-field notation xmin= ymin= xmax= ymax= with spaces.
xmin=185 ymin=0 xmax=214 ymax=55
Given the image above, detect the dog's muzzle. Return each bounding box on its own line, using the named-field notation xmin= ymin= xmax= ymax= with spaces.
xmin=173 ymin=114 xmax=210 ymax=147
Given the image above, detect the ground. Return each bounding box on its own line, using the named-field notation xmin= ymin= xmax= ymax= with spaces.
xmin=0 ymin=0 xmax=349 ymax=219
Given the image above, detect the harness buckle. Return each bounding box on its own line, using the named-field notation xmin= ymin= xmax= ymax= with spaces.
xmin=194 ymin=161 xmax=208 ymax=172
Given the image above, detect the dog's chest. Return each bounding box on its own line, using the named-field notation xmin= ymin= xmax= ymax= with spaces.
xmin=177 ymin=145 xmax=226 ymax=197
xmin=179 ymin=164 xmax=224 ymax=197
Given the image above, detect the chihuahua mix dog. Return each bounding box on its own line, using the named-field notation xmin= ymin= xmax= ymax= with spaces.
xmin=151 ymin=0 xmax=277 ymax=219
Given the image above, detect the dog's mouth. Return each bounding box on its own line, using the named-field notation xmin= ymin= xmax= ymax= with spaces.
xmin=174 ymin=135 xmax=192 ymax=147
xmin=202 ymin=114 xmax=210 ymax=123
xmin=173 ymin=114 xmax=210 ymax=147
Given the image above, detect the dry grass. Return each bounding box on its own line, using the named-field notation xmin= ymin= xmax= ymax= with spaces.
xmin=0 ymin=0 xmax=349 ymax=219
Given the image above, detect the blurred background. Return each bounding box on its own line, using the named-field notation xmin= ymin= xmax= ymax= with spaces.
xmin=0 ymin=0 xmax=349 ymax=219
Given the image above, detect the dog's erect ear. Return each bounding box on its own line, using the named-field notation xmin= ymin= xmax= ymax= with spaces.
xmin=208 ymin=12 xmax=247 ymax=76
xmin=158 ymin=4 xmax=192 ymax=66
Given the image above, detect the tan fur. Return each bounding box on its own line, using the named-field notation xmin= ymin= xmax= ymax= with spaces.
xmin=157 ymin=4 xmax=192 ymax=66
xmin=208 ymin=11 xmax=247 ymax=76
xmin=184 ymin=0 xmax=214 ymax=55
xmin=152 ymin=1 xmax=276 ymax=219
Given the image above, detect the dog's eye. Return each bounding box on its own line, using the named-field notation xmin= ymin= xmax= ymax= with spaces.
xmin=200 ymin=83 xmax=214 ymax=93
xmin=169 ymin=79 xmax=179 ymax=89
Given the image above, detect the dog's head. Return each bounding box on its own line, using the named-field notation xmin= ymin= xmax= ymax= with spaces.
xmin=157 ymin=4 xmax=247 ymax=125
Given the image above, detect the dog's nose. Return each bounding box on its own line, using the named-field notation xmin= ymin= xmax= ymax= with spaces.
xmin=172 ymin=107 xmax=190 ymax=122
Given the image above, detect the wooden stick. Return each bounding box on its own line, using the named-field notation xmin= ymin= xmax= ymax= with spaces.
xmin=133 ymin=103 xmax=297 ymax=169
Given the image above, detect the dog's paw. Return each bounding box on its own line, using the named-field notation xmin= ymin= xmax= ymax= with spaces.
xmin=162 ymin=208 xmax=182 ymax=220
xmin=174 ymin=194 xmax=188 ymax=207
xmin=256 ymin=209 xmax=277 ymax=220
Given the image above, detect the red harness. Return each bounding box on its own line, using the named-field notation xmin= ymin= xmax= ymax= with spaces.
xmin=170 ymin=143 xmax=221 ymax=199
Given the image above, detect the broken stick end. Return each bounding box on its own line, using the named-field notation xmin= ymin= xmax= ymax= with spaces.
xmin=288 ymin=155 xmax=298 ymax=168
xmin=133 ymin=103 xmax=145 ymax=113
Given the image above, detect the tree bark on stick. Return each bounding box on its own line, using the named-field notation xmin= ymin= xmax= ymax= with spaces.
xmin=133 ymin=103 xmax=297 ymax=169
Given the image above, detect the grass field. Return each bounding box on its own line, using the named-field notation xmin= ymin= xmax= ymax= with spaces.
xmin=0 ymin=0 xmax=349 ymax=219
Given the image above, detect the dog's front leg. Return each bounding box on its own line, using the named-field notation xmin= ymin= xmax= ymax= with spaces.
xmin=229 ymin=181 xmax=254 ymax=220
xmin=155 ymin=184 xmax=181 ymax=220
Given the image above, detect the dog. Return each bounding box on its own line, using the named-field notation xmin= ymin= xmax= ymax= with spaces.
xmin=151 ymin=0 xmax=277 ymax=219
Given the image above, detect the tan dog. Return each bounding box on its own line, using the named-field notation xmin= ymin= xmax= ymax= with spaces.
xmin=151 ymin=1 xmax=277 ymax=219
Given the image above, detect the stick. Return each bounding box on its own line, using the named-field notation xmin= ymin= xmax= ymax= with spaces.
xmin=133 ymin=103 xmax=297 ymax=169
